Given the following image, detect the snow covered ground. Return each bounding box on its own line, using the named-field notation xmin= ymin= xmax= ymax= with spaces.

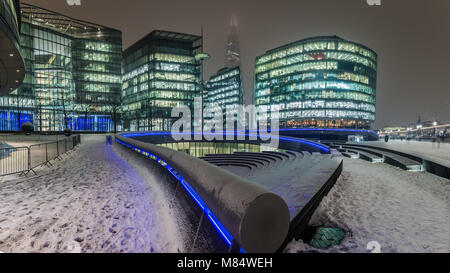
xmin=1 ymin=135 xmax=448 ymax=253
xmin=365 ymin=140 xmax=450 ymax=167
xmin=0 ymin=135 xmax=185 ymax=253
xmin=285 ymin=156 xmax=450 ymax=253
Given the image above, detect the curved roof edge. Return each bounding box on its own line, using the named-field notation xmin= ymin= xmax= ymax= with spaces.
xmin=261 ymin=35 xmax=377 ymax=58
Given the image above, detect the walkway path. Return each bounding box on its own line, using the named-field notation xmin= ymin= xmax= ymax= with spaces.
xmin=0 ymin=135 xmax=184 ymax=253
xmin=366 ymin=140 xmax=450 ymax=167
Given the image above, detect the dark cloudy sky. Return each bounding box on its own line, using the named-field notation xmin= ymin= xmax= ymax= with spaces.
xmin=23 ymin=0 xmax=450 ymax=129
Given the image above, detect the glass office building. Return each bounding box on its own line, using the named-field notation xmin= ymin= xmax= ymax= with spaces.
xmin=0 ymin=3 xmax=122 ymax=132
xmin=122 ymin=30 xmax=202 ymax=132
xmin=0 ymin=0 xmax=25 ymax=130
xmin=254 ymin=36 xmax=377 ymax=129
xmin=205 ymin=66 xmax=243 ymax=116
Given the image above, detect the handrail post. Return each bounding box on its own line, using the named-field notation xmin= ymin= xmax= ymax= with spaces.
xmin=27 ymin=147 xmax=31 ymax=172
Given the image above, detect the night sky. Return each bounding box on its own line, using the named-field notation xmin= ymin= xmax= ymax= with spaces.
xmin=23 ymin=0 xmax=450 ymax=129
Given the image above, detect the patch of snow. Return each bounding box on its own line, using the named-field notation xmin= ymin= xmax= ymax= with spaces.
xmin=285 ymin=157 xmax=449 ymax=253
xmin=367 ymin=140 xmax=450 ymax=167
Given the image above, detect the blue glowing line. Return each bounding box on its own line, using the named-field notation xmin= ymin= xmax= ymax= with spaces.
xmin=206 ymin=213 xmax=232 ymax=246
xmin=179 ymin=179 xmax=206 ymax=211
xmin=121 ymin=131 xmax=331 ymax=153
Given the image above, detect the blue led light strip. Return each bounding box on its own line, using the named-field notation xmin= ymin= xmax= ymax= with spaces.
xmin=121 ymin=131 xmax=331 ymax=153
xmin=115 ymin=138 xmax=235 ymax=248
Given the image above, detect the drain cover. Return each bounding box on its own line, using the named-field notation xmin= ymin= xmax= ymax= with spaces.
xmin=307 ymin=227 xmax=346 ymax=249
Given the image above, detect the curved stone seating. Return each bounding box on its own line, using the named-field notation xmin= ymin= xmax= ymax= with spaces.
xmin=244 ymin=151 xmax=342 ymax=248
xmin=262 ymin=151 xmax=291 ymax=160
xmin=339 ymin=147 xmax=383 ymax=163
xmin=234 ymin=152 xmax=284 ymax=161
xmin=337 ymin=149 xmax=359 ymax=159
xmin=202 ymin=150 xmax=343 ymax=250
xmin=285 ymin=150 xmax=303 ymax=158
xmin=341 ymin=144 xmax=422 ymax=171
xmin=201 ymin=159 xmax=260 ymax=169
xmin=201 ymin=152 xmax=288 ymax=174
xmin=341 ymin=143 xmax=449 ymax=178
xmin=212 ymin=163 xmax=253 ymax=170
xmin=202 ymin=154 xmax=272 ymax=166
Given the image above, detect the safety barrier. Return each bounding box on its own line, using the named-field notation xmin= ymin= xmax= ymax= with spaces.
xmin=0 ymin=146 xmax=29 ymax=176
xmin=0 ymin=135 xmax=81 ymax=177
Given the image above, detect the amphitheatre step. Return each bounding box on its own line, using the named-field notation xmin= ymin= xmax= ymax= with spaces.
xmin=339 ymin=146 xmax=383 ymax=163
xmin=341 ymin=144 xmax=423 ymax=171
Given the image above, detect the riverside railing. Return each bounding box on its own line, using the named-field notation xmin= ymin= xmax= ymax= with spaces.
xmin=0 ymin=135 xmax=81 ymax=177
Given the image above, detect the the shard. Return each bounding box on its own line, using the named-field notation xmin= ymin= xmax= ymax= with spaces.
xmin=225 ymin=14 xmax=241 ymax=68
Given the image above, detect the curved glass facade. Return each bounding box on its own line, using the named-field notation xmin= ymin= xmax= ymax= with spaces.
xmin=0 ymin=0 xmax=25 ymax=95
xmin=0 ymin=0 xmax=19 ymax=40
xmin=0 ymin=3 xmax=122 ymax=132
xmin=254 ymin=36 xmax=377 ymax=129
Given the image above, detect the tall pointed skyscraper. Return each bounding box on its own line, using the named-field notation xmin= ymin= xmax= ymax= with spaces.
xmin=204 ymin=14 xmax=243 ymax=127
xmin=225 ymin=14 xmax=241 ymax=68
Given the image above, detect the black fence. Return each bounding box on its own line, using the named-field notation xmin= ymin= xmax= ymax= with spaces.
xmin=0 ymin=135 xmax=81 ymax=177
